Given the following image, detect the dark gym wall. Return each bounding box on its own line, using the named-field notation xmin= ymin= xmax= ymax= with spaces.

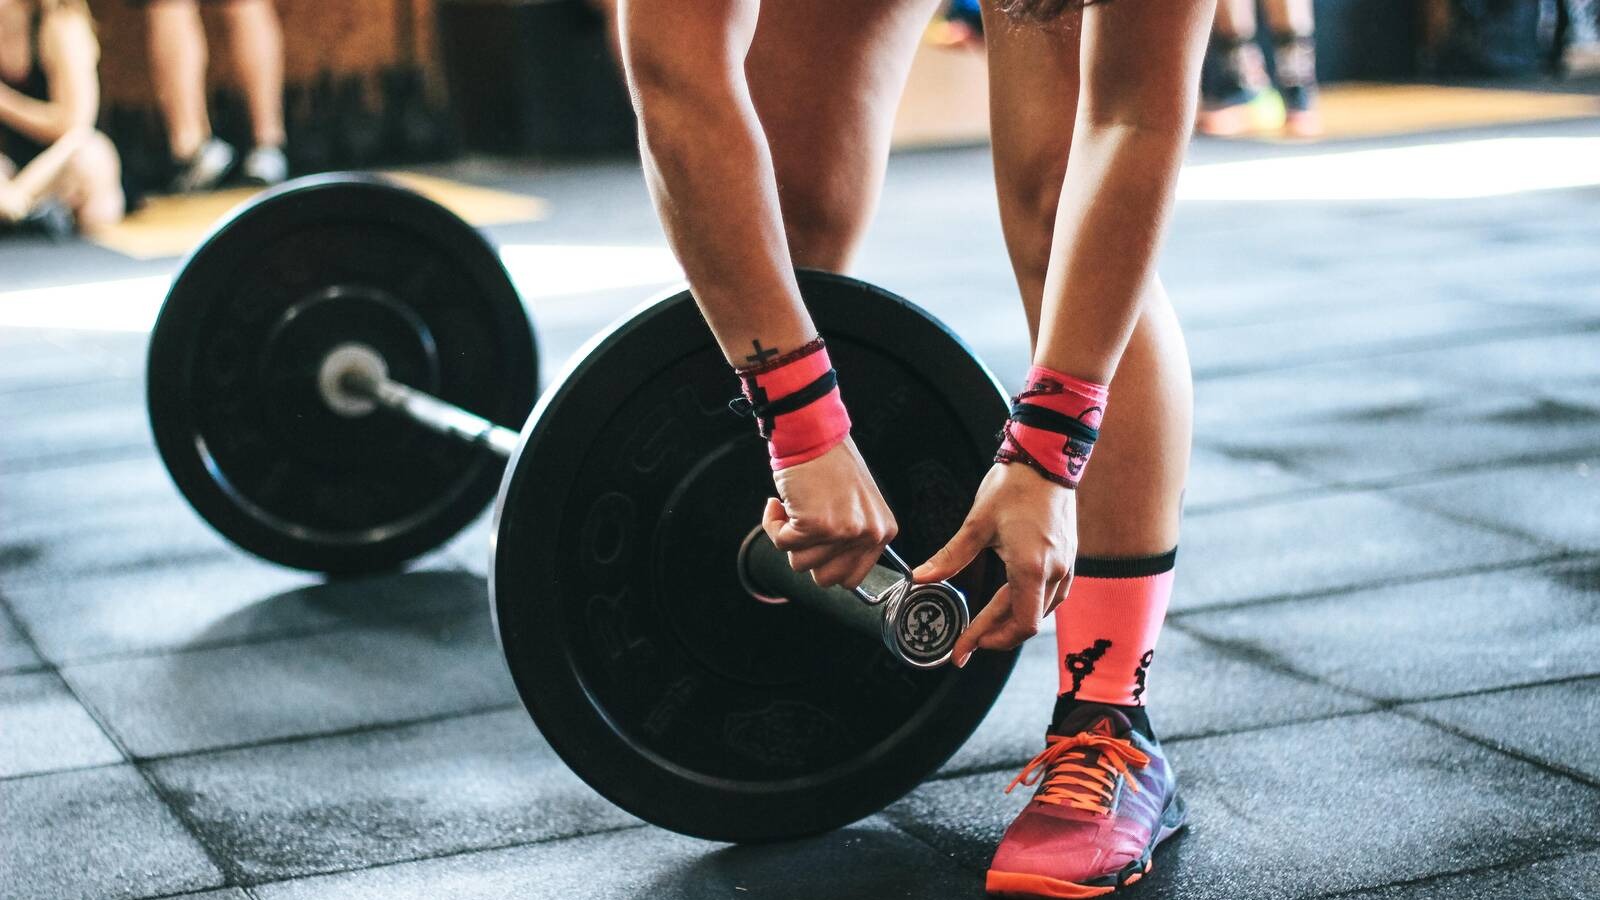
xmin=90 ymin=0 xmax=442 ymax=108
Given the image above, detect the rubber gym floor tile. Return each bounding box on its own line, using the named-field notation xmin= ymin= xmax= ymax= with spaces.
xmin=1183 ymin=297 xmax=1575 ymax=379
xmin=1191 ymin=356 xmax=1507 ymax=436
xmin=1404 ymin=676 xmax=1600 ymax=783
xmin=1180 ymin=561 xmax=1600 ymax=703
xmin=147 ymin=709 xmax=639 ymax=884
xmin=250 ymin=815 xmax=977 ymax=900
xmin=0 ymin=764 xmax=225 ymax=900
xmin=1337 ymin=849 xmax=1600 ymax=899
xmin=885 ymin=712 xmax=1600 ymax=899
xmin=0 ymin=670 xmax=122 ymax=778
xmin=1207 ymin=394 xmax=1600 ymax=486
xmin=1172 ymin=489 xmax=1549 ymax=612
xmin=63 ymin=599 xmax=516 ymax=758
xmin=1398 ymin=326 xmax=1600 ymax=395
xmin=7 ymin=561 xmax=478 ymax=665
xmin=1391 ymin=458 xmax=1600 ymax=551
xmin=0 ymin=453 xmax=243 ymax=587
xmin=0 ymin=382 xmax=150 ymax=468
xmin=940 ymin=629 xmax=1370 ymax=776
xmin=0 ymin=341 xmax=124 ymax=395
xmin=0 ymin=606 xmax=42 ymax=673
xmin=1183 ymin=446 xmax=1321 ymax=512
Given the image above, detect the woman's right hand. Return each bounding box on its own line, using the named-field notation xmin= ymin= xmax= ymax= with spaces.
xmin=763 ymin=437 xmax=898 ymax=592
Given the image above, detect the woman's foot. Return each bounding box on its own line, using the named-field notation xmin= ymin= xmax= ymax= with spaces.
xmin=241 ymin=145 xmax=289 ymax=187
xmin=1273 ymin=34 xmax=1323 ymax=139
xmin=986 ymin=704 xmax=1186 ymax=898
xmin=170 ymin=136 xmax=236 ymax=193
xmin=1196 ymin=36 xmax=1285 ymax=137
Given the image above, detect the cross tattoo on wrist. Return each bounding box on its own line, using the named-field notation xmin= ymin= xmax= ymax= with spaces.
xmin=745 ymin=340 xmax=780 ymax=365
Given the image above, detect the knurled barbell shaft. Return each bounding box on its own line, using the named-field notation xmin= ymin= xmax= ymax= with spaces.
xmin=738 ymin=527 xmax=905 ymax=637
xmin=737 ymin=527 xmax=968 ymax=668
xmin=342 ymin=369 xmax=520 ymax=458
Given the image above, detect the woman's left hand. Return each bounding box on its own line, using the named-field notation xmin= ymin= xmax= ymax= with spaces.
xmin=912 ymin=462 xmax=1078 ymax=667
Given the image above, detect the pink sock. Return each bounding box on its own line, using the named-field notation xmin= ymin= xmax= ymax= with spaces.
xmin=1053 ymin=551 xmax=1176 ymax=706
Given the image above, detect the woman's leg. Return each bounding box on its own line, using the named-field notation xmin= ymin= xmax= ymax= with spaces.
xmin=217 ymin=0 xmax=287 ymax=150
xmin=1198 ymin=0 xmax=1283 ymax=136
xmin=982 ymin=3 xmax=1192 ymax=564
xmin=981 ymin=6 xmax=1194 ymax=893
xmin=1263 ymin=0 xmax=1322 ymax=137
xmin=58 ymin=131 xmax=127 ymax=234
xmin=144 ymin=0 xmax=212 ymax=161
xmin=0 ymin=130 xmax=93 ymax=222
xmin=743 ymin=0 xmax=943 ymax=271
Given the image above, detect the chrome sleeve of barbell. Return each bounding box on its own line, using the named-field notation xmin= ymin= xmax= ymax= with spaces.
xmin=369 ymin=379 xmax=520 ymax=459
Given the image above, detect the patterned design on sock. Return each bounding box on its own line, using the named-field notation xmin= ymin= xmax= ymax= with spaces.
xmin=1061 ymin=639 xmax=1113 ymax=700
xmin=1054 ymin=554 xmax=1176 ymax=706
xmin=1131 ymin=649 xmax=1155 ymax=703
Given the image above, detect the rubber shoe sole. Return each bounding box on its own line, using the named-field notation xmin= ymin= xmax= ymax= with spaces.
xmin=986 ymin=793 xmax=1187 ymax=899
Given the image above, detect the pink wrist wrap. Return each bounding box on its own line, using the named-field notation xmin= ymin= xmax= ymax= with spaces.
xmin=734 ymin=338 xmax=851 ymax=470
xmin=995 ymin=365 xmax=1109 ymax=489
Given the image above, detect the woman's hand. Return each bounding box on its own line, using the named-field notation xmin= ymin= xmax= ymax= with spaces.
xmin=763 ymin=437 xmax=898 ymax=591
xmin=913 ymin=462 xmax=1078 ymax=667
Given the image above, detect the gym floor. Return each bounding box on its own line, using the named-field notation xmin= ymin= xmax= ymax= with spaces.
xmin=3 ymin=111 xmax=1600 ymax=899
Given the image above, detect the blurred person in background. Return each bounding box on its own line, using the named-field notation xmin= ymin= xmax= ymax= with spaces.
xmin=139 ymin=0 xmax=287 ymax=191
xmin=1198 ymin=0 xmax=1322 ymax=138
xmin=0 ymin=0 xmax=123 ymax=234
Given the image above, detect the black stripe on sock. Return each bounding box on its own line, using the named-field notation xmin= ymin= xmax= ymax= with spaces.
xmin=1074 ymin=548 xmax=1177 ymax=579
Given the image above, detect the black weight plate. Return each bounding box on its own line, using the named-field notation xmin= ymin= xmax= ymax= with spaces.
xmin=493 ymin=271 xmax=1015 ymax=842
xmin=148 ymin=173 xmax=538 ymax=574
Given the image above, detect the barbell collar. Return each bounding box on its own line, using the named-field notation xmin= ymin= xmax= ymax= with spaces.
xmin=736 ymin=527 xmax=967 ymax=668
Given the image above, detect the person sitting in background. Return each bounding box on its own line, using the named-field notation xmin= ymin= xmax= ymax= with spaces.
xmin=139 ymin=0 xmax=287 ymax=191
xmin=1198 ymin=0 xmax=1323 ymax=138
xmin=0 ymin=0 xmax=123 ymax=234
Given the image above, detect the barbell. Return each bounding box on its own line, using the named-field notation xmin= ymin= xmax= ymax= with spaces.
xmin=145 ymin=173 xmax=1017 ymax=841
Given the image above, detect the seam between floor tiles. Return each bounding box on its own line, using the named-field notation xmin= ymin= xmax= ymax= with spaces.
xmin=0 ymin=695 xmax=517 ymax=784
xmin=39 ymin=597 xmax=494 ymax=669
xmin=930 ymin=707 xmax=1380 ymax=785
xmin=1171 ymin=623 xmax=1600 ymax=792
xmin=1391 ymin=704 xmax=1600 ymax=792
xmin=881 ymin=815 xmax=988 ymax=875
xmin=10 ymin=607 xmax=245 ymax=891
xmin=178 ymin=821 xmax=650 ymax=896
xmin=2 ymin=441 xmax=152 ymax=474
xmin=0 ymin=591 xmax=131 ymax=773
xmin=1167 ymin=549 xmax=1587 ymax=618
xmin=1191 ymin=315 xmax=1600 ymax=381
xmin=104 ymin=700 xmax=522 ymax=770
xmin=1306 ymin=844 xmax=1600 ymax=899
xmin=1188 ymin=442 xmax=1600 ymax=515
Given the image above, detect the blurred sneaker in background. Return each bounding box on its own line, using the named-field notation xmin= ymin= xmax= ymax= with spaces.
xmin=1197 ymin=36 xmax=1286 ymax=137
xmin=1274 ymin=34 xmax=1324 ymax=139
xmin=170 ymin=136 xmax=236 ymax=194
xmin=241 ymin=145 xmax=289 ymax=187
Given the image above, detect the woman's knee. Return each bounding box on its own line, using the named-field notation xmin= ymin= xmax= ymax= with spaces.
xmin=995 ymin=153 xmax=1068 ymax=285
xmin=67 ymin=132 xmax=126 ymax=229
xmin=779 ymin=182 xmax=870 ymax=272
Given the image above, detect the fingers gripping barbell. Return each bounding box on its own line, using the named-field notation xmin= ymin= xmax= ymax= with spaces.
xmin=148 ymin=174 xmax=1017 ymax=842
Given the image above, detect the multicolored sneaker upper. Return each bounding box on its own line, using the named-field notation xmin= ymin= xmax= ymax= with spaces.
xmin=987 ymin=706 xmax=1185 ymax=898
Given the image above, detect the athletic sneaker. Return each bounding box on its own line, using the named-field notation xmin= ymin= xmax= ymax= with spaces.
xmin=170 ymin=136 xmax=236 ymax=194
xmin=1274 ymin=36 xmax=1324 ymax=139
xmin=1196 ymin=36 xmax=1285 ymax=138
xmin=241 ymin=145 xmax=289 ymax=187
xmin=986 ymin=705 xmax=1186 ymax=898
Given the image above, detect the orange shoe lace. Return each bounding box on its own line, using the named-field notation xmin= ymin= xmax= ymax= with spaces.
xmin=1004 ymin=732 xmax=1150 ymax=815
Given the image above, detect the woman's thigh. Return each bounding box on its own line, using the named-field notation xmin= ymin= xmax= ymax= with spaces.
xmin=744 ymin=0 xmax=942 ymax=271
